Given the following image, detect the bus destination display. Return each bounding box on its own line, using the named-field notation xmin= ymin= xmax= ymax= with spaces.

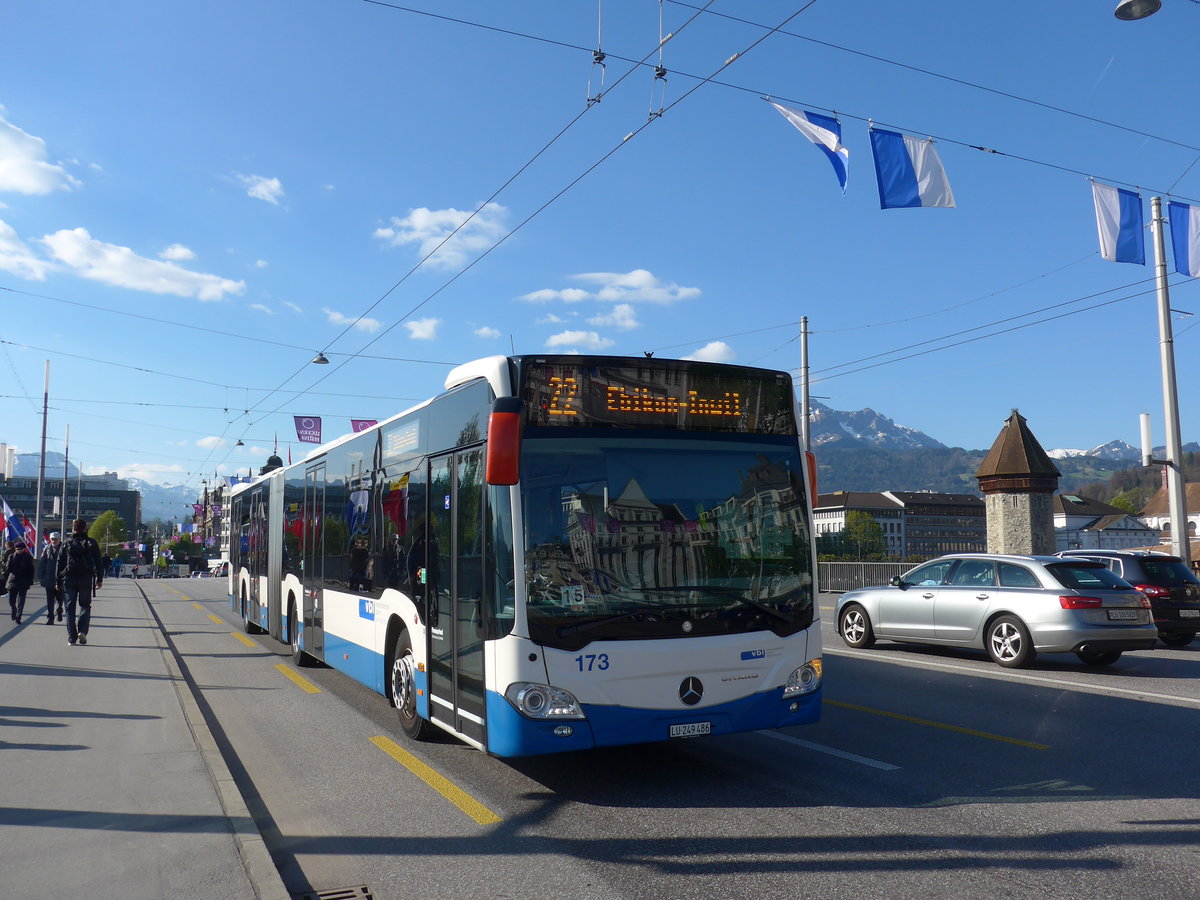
xmin=520 ymin=359 xmax=795 ymax=434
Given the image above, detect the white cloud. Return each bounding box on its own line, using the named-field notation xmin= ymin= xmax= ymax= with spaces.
xmin=0 ymin=114 xmax=81 ymax=194
xmin=197 ymin=436 xmax=226 ymax=450
xmin=519 ymin=287 xmax=590 ymax=303
xmin=474 ymin=325 xmax=501 ymax=339
xmin=577 ymin=269 xmax=700 ymax=304
xmin=587 ymin=303 xmax=639 ymax=330
xmin=520 ymin=269 xmax=699 ymax=307
xmin=159 ymin=243 xmax=194 ymax=261
xmin=404 ymin=317 xmax=441 ymax=340
xmin=249 ymin=303 xmax=273 ymax=314
xmin=374 ymin=203 xmax=507 ymax=270
xmin=40 ymin=228 xmax=245 ymax=300
xmin=0 ymin=218 xmax=51 ymax=280
xmin=536 ymin=313 xmax=567 ymax=324
xmin=236 ymin=173 xmax=284 ymax=205
xmin=682 ymin=341 xmax=736 ymax=363
xmin=282 ymin=301 xmax=303 ymax=314
xmin=546 ymin=330 xmax=614 ymax=351
xmin=254 ymin=259 xmax=268 ymax=268
xmin=323 ymin=307 xmax=381 ymax=332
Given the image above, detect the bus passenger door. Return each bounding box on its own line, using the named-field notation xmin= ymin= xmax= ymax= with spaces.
xmin=302 ymin=464 xmax=326 ymax=660
xmin=426 ymin=449 xmax=487 ymax=748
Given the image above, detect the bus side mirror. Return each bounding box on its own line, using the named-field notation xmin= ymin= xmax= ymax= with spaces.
xmin=486 ymin=396 xmax=524 ymax=485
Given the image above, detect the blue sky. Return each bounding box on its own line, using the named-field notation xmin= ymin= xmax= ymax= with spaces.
xmin=1 ymin=0 xmax=1198 ymax=487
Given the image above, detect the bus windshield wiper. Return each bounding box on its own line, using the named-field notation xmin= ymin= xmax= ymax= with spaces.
xmin=642 ymin=585 xmax=794 ymax=625
xmin=556 ymin=604 xmax=676 ymax=637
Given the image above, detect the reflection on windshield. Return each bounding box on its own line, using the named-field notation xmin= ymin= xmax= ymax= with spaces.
xmin=521 ymin=436 xmax=814 ymax=647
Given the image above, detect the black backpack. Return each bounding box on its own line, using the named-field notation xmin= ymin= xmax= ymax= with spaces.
xmin=63 ymin=537 xmax=96 ymax=579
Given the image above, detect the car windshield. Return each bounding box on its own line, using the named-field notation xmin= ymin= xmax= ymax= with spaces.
xmin=520 ymin=435 xmax=814 ymax=649
xmin=1046 ymin=562 xmax=1133 ymax=591
xmin=1141 ymin=559 xmax=1200 ymax=586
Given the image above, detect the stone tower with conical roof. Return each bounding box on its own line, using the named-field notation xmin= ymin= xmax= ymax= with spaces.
xmin=974 ymin=409 xmax=1061 ymax=555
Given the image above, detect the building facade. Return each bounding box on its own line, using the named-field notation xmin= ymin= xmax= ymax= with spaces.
xmin=0 ymin=473 xmax=141 ymax=541
xmin=1054 ymin=494 xmax=1160 ymax=551
xmin=813 ymin=490 xmax=985 ymax=559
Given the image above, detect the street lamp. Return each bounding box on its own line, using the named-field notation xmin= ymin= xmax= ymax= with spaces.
xmin=1115 ymin=0 xmax=1162 ymax=19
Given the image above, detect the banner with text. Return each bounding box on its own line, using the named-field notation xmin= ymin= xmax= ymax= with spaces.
xmin=351 ymin=419 xmax=378 ymax=433
xmin=294 ymin=416 xmax=322 ymax=444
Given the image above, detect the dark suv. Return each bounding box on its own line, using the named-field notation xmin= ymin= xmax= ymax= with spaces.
xmin=1057 ymin=550 xmax=1200 ymax=647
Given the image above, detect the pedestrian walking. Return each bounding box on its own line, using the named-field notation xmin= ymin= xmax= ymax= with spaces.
xmin=56 ymin=518 xmax=103 ymax=646
xmin=6 ymin=541 xmax=35 ymax=624
xmin=39 ymin=532 xmax=66 ymax=624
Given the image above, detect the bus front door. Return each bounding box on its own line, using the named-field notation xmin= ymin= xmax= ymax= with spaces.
xmin=302 ymin=464 xmax=326 ymax=661
xmin=426 ymin=449 xmax=487 ymax=749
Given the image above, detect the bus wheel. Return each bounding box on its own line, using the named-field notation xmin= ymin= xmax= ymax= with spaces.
xmin=289 ymin=600 xmax=315 ymax=668
xmin=389 ymin=631 xmax=431 ymax=740
xmin=242 ymin=593 xmax=264 ymax=635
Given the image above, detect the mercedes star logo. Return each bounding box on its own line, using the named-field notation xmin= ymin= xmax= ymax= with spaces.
xmin=679 ymin=676 xmax=704 ymax=706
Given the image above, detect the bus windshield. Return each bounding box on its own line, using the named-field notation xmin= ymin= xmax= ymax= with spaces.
xmin=520 ymin=434 xmax=814 ymax=649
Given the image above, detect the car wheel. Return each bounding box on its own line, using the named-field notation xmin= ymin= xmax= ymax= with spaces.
xmin=839 ymin=605 xmax=876 ymax=649
xmin=1159 ymin=632 xmax=1195 ymax=648
xmin=1076 ymin=648 xmax=1122 ymax=666
xmin=389 ymin=630 xmax=432 ymax=740
xmin=986 ymin=615 xmax=1035 ymax=668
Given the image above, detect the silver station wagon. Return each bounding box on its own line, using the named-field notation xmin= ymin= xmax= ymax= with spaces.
xmin=836 ymin=553 xmax=1159 ymax=668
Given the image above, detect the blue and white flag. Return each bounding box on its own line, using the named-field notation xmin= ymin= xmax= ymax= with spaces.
xmin=1168 ymin=200 xmax=1200 ymax=277
xmin=1091 ymin=182 xmax=1144 ymax=265
xmin=769 ymin=101 xmax=848 ymax=194
xmin=869 ymin=128 xmax=955 ymax=209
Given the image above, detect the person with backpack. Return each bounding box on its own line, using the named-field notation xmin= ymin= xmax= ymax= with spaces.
xmin=38 ymin=531 xmax=66 ymax=624
xmin=56 ymin=518 xmax=103 ymax=646
xmin=6 ymin=541 xmax=35 ymax=624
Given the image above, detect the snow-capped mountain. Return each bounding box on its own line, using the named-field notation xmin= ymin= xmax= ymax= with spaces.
xmin=1047 ymin=440 xmax=1199 ymax=462
xmin=808 ymin=400 xmax=946 ymax=451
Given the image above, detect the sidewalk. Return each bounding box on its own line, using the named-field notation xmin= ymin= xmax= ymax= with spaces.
xmin=0 ymin=578 xmax=290 ymax=900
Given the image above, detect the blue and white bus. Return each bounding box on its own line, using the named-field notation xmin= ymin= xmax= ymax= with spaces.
xmin=228 ymin=354 xmax=821 ymax=757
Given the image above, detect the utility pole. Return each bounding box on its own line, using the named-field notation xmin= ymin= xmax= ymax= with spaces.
xmin=799 ymin=316 xmax=811 ymax=454
xmin=34 ymin=361 xmax=49 ymax=559
xmin=1149 ymin=197 xmax=1191 ymax=566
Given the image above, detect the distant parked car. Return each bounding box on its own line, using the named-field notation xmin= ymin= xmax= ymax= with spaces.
xmin=836 ymin=553 xmax=1158 ymax=668
xmin=1057 ymin=550 xmax=1200 ymax=647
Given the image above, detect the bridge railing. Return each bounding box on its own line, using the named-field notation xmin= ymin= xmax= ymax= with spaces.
xmin=817 ymin=561 xmax=911 ymax=593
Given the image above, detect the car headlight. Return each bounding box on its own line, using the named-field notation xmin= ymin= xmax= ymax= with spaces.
xmin=504 ymin=682 xmax=586 ymax=720
xmin=782 ymin=658 xmax=822 ymax=698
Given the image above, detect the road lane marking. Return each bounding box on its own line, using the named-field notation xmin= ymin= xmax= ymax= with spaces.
xmin=206 ymin=614 xmax=224 ymax=625
xmin=369 ymin=735 xmax=502 ymax=825
xmin=192 ymin=603 xmax=205 ymax=611
xmin=826 ymin=699 xmax=1050 ymax=750
xmin=274 ymin=663 xmax=322 ymax=694
xmin=759 ymin=730 xmax=900 ymax=770
xmin=231 ymin=632 xmax=257 ymax=648
xmin=824 ymin=646 xmax=1200 ymax=709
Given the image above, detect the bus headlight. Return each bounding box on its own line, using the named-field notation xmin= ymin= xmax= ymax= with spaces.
xmin=504 ymin=682 xmax=586 ymax=720
xmin=782 ymin=658 xmax=822 ymax=698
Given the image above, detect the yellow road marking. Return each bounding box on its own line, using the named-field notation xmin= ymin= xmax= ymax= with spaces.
xmin=231 ymin=632 xmax=257 ymax=648
xmin=826 ymin=699 xmax=1050 ymax=750
xmin=206 ymin=614 xmax=224 ymax=625
xmin=370 ymin=735 xmax=502 ymax=825
xmin=274 ymin=663 xmax=322 ymax=694
xmin=192 ymin=603 xmax=205 ymax=611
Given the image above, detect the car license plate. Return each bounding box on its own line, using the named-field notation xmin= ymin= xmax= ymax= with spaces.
xmin=669 ymin=722 xmax=711 ymax=738
xmin=1107 ymin=609 xmax=1138 ymax=620
xmin=1180 ymin=609 xmax=1200 ymax=618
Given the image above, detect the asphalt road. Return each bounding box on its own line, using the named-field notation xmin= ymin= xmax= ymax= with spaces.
xmin=142 ymin=580 xmax=1200 ymax=899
